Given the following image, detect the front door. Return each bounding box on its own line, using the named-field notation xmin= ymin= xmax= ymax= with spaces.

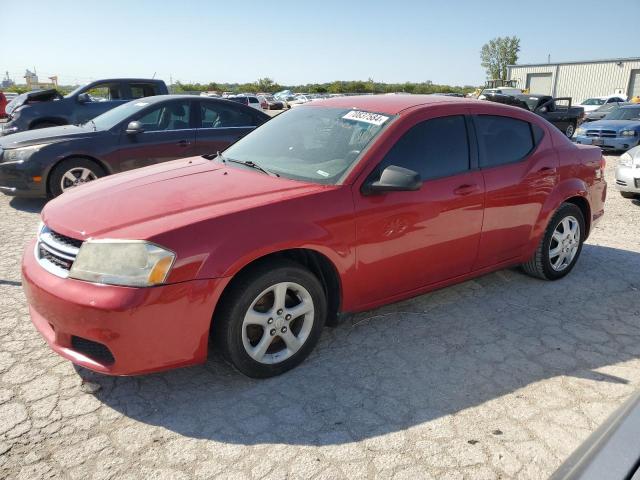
xmin=116 ymin=100 xmax=196 ymax=172
xmin=75 ymin=82 xmax=129 ymax=124
xmin=353 ymin=112 xmax=485 ymax=306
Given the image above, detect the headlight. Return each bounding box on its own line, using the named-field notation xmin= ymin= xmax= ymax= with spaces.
xmin=619 ymin=152 xmax=633 ymax=167
xmin=2 ymin=143 xmax=48 ymax=163
xmin=575 ymin=127 xmax=586 ymax=136
xmin=1 ymin=125 xmax=19 ymax=135
xmin=69 ymin=240 xmax=175 ymax=287
xmin=620 ymin=130 xmax=637 ymax=137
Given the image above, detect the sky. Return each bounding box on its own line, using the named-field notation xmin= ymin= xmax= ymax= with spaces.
xmin=2 ymin=0 xmax=640 ymax=87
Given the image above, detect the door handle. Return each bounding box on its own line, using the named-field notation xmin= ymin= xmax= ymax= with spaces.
xmin=453 ymin=184 xmax=480 ymax=196
xmin=177 ymin=140 xmax=191 ymax=147
xmin=536 ymin=166 xmax=557 ymax=175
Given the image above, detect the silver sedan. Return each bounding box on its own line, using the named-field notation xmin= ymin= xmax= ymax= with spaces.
xmin=615 ymin=145 xmax=640 ymax=199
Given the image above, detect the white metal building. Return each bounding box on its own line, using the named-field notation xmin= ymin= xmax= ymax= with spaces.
xmin=507 ymin=57 xmax=640 ymax=103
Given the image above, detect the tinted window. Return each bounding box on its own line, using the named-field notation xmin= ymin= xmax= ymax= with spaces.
xmin=200 ymin=102 xmax=254 ymax=128
xmin=475 ymin=115 xmax=534 ymax=168
xmin=129 ymin=83 xmax=158 ymax=98
xmin=377 ymin=115 xmax=470 ymax=181
xmin=135 ymin=101 xmax=191 ymax=131
xmin=248 ymin=97 xmax=259 ymax=104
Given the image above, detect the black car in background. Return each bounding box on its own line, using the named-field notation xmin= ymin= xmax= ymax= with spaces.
xmin=483 ymin=92 xmax=585 ymax=138
xmin=1 ymin=78 xmax=168 ymax=136
xmin=0 ymin=95 xmax=269 ymax=198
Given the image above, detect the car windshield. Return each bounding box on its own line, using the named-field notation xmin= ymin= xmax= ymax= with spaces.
xmin=221 ymin=106 xmax=394 ymax=184
xmin=90 ymin=99 xmax=156 ymax=130
xmin=603 ymin=108 xmax=640 ymax=121
xmin=595 ymin=103 xmax=618 ymax=112
xmin=581 ymin=98 xmax=605 ymax=106
xmin=520 ymin=97 xmax=541 ymax=111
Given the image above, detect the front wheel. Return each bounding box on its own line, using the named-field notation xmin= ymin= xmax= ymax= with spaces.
xmin=48 ymin=157 xmax=105 ymax=198
xmin=522 ymin=203 xmax=585 ymax=280
xmin=214 ymin=260 xmax=327 ymax=377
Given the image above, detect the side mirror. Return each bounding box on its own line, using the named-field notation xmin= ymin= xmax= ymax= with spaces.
xmin=125 ymin=121 xmax=144 ymax=135
xmin=362 ymin=165 xmax=422 ymax=195
xmin=537 ymin=106 xmax=548 ymax=113
xmin=77 ymin=93 xmax=91 ymax=103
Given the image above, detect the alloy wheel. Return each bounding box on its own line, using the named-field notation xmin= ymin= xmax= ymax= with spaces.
xmin=549 ymin=216 xmax=580 ymax=271
xmin=241 ymin=281 xmax=314 ymax=364
xmin=60 ymin=167 xmax=97 ymax=192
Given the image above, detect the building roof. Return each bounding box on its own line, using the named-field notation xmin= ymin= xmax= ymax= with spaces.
xmin=509 ymin=57 xmax=640 ymax=68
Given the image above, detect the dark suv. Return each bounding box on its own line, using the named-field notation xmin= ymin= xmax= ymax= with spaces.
xmin=1 ymin=78 xmax=168 ymax=136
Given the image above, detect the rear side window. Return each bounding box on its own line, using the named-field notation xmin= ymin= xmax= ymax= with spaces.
xmin=248 ymin=97 xmax=259 ymax=104
xmin=200 ymin=101 xmax=255 ymax=128
xmin=377 ymin=115 xmax=470 ymax=181
xmin=129 ymin=83 xmax=158 ymax=99
xmin=474 ymin=115 xmax=536 ymax=168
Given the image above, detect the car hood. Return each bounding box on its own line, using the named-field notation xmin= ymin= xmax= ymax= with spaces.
xmin=0 ymin=124 xmax=97 ymax=148
xmin=5 ymin=89 xmax=62 ymax=116
xmin=42 ymin=156 xmax=329 ymax=240
xmin=582 ymin=120 xmax=640 ymax=130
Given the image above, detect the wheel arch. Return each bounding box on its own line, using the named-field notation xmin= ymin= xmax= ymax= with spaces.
xmin=44 ymin=154 xmax=111 ymax=196
xmin=211 ymin=248 xmax=343 ymax=333
xmin=526 ymin=178 xmax=591 ymax=258
xmin=28 ymin=117 xmax=68 ymax=129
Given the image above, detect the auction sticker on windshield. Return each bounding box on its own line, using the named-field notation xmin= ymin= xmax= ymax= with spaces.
xmin=343 ymin=110 xmax=389 ymax=126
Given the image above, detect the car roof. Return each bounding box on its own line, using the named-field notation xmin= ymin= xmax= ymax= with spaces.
xmin=304 ymin=94 xmax=476 ymax=115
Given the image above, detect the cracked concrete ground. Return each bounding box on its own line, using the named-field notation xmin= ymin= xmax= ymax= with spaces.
xmin=1 ymin=154 xmax=639 ymax=480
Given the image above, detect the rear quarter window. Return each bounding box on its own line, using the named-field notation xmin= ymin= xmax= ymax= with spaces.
xmin=474 ymin=115 xmax=538 ymax=168
xmin=129 ymin=83 xmax=159 ymax=99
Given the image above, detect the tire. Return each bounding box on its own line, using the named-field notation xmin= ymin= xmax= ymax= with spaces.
xmin=214 ymin=259 xmax=327 ymax=378
xmin=522 ymin=203 xmax=585 ymax=280
xmin=48 ymin=157 xmax=106 ymax=198
xmin=31 ymin=121 xmax=63 ymax=130
xmin=565 ymin=122 xmax=576 ymax=138
xmin=620 ymin=191 xmax=638 ymax=199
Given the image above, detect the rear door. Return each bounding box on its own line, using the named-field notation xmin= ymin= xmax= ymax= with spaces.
xmin=469 ymin=110 xmax=557 ymax=269
xmin=194 ymin=100 xmax=261 ymax=156
xmin=115 ymin=99 xmax=196 ymax=172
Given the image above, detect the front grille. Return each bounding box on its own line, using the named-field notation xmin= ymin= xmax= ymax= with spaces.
xmin=35 ymin=226 xmax=82 ymax=277
xmin=586 ymin=129 xmax=617 ymax=138
xmin=616 ymin=179 xmax=628 ymax=186
xmin=71 ymin=336 xmax=115 ymax=365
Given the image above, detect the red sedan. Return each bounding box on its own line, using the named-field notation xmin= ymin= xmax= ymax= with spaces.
xmin=22 ymin=95 xmax=606 ymax=378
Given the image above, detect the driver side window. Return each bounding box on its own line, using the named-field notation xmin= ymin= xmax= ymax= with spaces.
xmin=136 ymin=102 xmax=191 ymax=131
xmin=376 ymin=115 xmax=470 ymax=181
xmin=83 ymin=83 xmax=122 ymax=101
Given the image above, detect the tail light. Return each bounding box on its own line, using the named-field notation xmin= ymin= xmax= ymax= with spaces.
xmin=600 ymin=156 xmax=606 ymax=169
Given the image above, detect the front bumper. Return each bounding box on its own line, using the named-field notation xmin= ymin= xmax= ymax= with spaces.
xmin=22 ymin=239 xmax=227 ymax=375
xmin=575 ymin=135 xmax=640 ymax=151
xmin=0 ymin=159 xmax=48 ymax=197
xmin=615 ymin=165 xmax=640 ymax=194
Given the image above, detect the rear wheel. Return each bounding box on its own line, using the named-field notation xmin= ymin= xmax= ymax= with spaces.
xmin=522 ymin=203 xmax=585 ymax=280
xmin=48 ymin=157 xmax=105 ymax=198
xmin=565 ymin=122 xmax=576 ymax=138
xmin=215 ymin=260 xmax=327 ymax=378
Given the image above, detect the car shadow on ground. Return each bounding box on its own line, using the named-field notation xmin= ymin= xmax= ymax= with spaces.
xmin=75 ymin=243 xmax=640 ymax=447
xmin=9 ymin=197 xmax=47 ymax=213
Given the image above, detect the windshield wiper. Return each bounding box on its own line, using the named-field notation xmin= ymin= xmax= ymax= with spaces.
xmin=217 ymin=151 xmax=279 ymax=177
